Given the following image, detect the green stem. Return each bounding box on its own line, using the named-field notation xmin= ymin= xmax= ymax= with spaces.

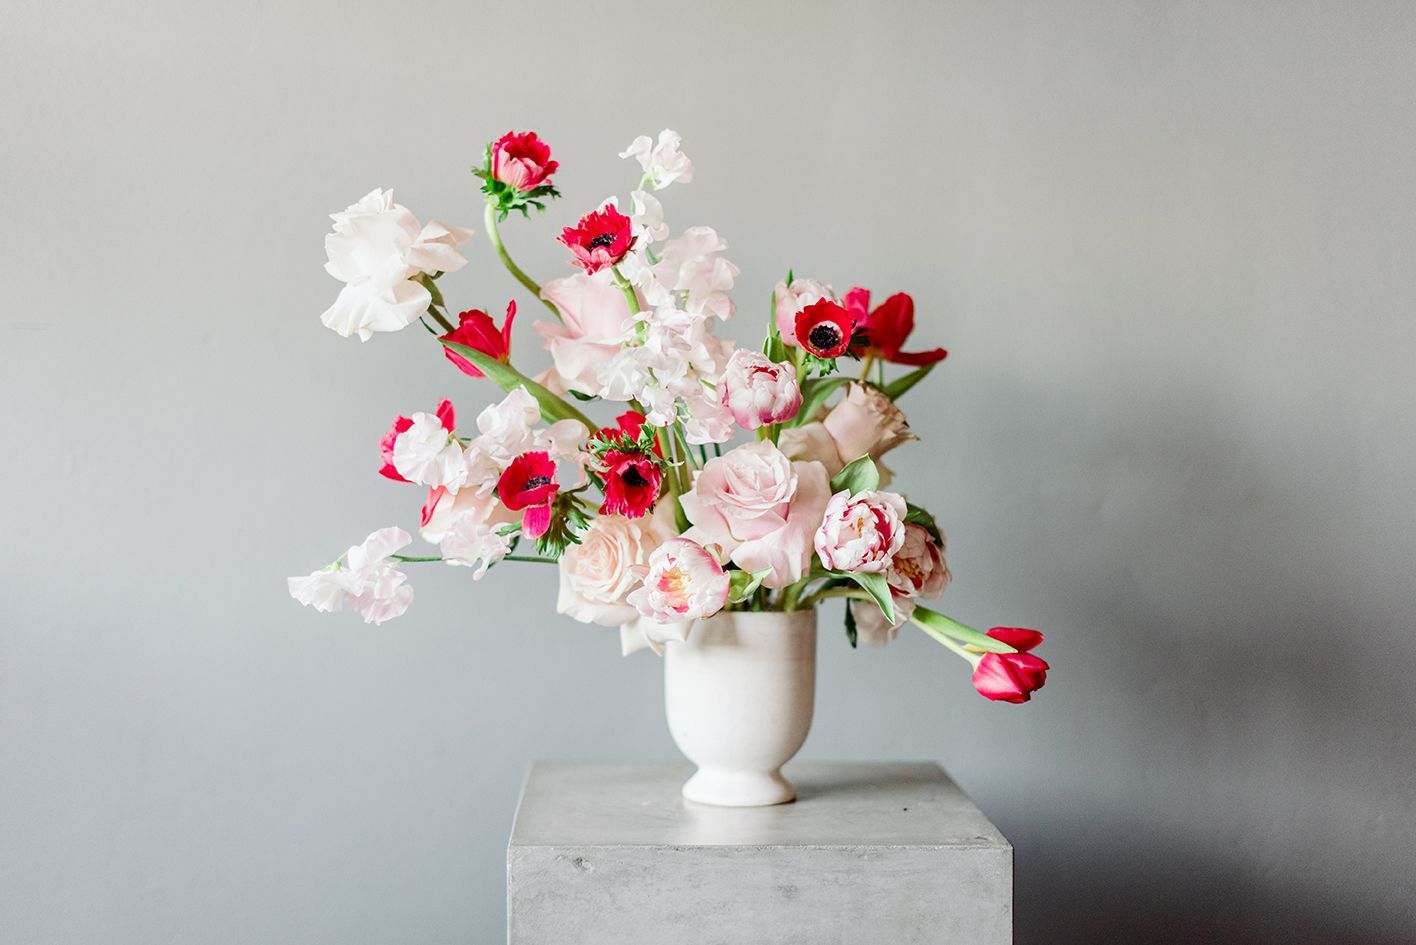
xmin=796 ymin=586 xmax=870 ymax=610
xmin=610 ymin=265 xmax=641 ymax=315
xmin=390 ymin=555 xmax=444 ymax=563
xmin=484 ymin=203 xmax=560 ymax=320
xmin=910 ymin=613 xmax=983 ymax=666
xmin=504 ymin=555 xmax=558 ymax=564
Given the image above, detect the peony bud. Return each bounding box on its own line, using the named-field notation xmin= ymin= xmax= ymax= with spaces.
xmin=719 ymin=349 xmax=802 ymax=429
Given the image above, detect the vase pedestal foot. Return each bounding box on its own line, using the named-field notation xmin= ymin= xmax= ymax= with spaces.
xmin=681 ymin=767 xmax=796 ymax=807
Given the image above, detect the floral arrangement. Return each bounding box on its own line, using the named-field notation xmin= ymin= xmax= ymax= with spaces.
xmin=288 ymin=129 xmax=1050 ymax=704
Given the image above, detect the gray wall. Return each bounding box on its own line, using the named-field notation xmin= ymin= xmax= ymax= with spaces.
xmin=4 ymin=1 xmax=1413 ymax=942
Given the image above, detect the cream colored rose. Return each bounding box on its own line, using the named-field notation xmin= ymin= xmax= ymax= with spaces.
xmin=780 ymin=382 xmax=915 ymax=485
xmin=557 ymin=506 xmax=674 ymax=626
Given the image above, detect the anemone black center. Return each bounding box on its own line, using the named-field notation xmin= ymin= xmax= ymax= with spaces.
xmin=524 ymin=475 xmax=551 ymax=489
xmin=621 ymin=465 xmax=649 ymax=487
xmin=808 ymin=323 xmax=842 ymax=350
xmin=587 ymin=232 xmax=616 ymax=249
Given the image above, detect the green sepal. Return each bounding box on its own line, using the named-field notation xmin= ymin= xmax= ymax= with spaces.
xmin=882 ymin=363 xmax=935 ymax=400
xmin=830 ymin=455 xmax=880 ymax=494
xmin=728 ymin=568 xmax=774 ymax=604
xmin=904 ymin=502 xmax=943 ymax=544
xmin=534 ymin=493 xmax=591 ymax=560
xmin=910 ymin=607 xmax=1016 ymax=653
xmin=439 ymin=340 xmax=594 ymax=430
xmin=764 ymin=288 xmax=787 ymax=364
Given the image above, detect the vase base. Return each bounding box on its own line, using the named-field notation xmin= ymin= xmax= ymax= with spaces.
xmin=681 ymin=768 xmax=797 ymax=807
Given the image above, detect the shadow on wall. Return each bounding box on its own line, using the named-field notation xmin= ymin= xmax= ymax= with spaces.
xmin=955 ymin=366 xmax=1416 ymax=944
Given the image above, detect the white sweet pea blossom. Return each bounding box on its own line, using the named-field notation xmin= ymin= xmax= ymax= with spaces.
xmin=623 ymin=227 xmax=738 ymax=321
xmin=391 ymin=412 xmax=468 ymax=490
xmin=463 ymin=387 xmax=587 ymax=493
xmin=620 ymin=130 xmax=694 ymax=190
xmin=439 ymin=514 xmax=513 ymax=579
xmin=629 ymin=190 xmax=668 ymax=243
xmin=321 ymin=189 xmax=473 ymax=341
xmin=287 ymin=527 xmax=415 ymax=624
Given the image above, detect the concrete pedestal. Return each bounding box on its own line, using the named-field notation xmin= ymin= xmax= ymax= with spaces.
xmin=507 ymin=761 xmax=1012 ymax=944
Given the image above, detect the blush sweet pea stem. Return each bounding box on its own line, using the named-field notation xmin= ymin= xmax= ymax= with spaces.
xmin=483 ymin=203 xmax=561 ymax=320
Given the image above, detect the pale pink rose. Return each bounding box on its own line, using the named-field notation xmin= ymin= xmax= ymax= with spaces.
xmin=814 ymin=489 xmax=908 ymax=573
xmin=780 ymin=382 xmax=915 ymax=485
xmin=535 ymin=271 xmax=634 ymax=395
xmin=773 ymin=278 xmax=834 ymax=343
xmin=885 ymin=524 xmax=951 ymax=600
xmin=719 ymin=349 xmax=802 ymax=429
xmin=680 ymin=441 xmax=831 ymax=589
xmin=557 ymin=505 xmax=676 ymax=626
xmin=849 ymin=597 xmax=913 ymax=647
xmin=626 ymin=538 xmax=730 ymax=623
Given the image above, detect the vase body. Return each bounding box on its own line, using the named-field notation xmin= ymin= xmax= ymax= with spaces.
xmin=663 ymin=609 xmax=817 ymax=807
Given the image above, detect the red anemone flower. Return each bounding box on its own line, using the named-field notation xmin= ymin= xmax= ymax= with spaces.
xmin=843 ymin=287 xmax=948 ymax=366
xmin=972 ymin=627 xmax=1049 ymax=704
xmin=441 ymin=301 xmax=517 ymax=377
xmin=794 ymin=298 xmax=858 ymax=359
xmin=490 ymin=131 xmax=558 ymax=192
xmin=592 ymin=409 xmax=662 ymax=457
xmin=496 ymin=451 xmax=559 ymax=539
xmin=600 ymin=450 xmax=663 ymax=518
xmin=379 ymin=399 xmax=455 ymax=482
xmin=559 ymin=204 xmax=635 ymax=274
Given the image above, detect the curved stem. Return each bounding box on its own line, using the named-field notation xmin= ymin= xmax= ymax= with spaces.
xmin=796 ymin=586 xmax=870 ymax=610
xmin=484 ymin=203 xmax=560 ymax=320
xmin=909 ymin=612 xmax=984 ymax=666
xmin=610 ymin=265 xmax=641 ymax=316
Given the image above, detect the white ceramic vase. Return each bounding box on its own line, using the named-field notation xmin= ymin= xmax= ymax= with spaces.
xmin=663 ymin=609 xmax=817 ymax=807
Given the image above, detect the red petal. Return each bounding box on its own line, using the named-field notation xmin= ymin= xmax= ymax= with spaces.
xmin=522 ymin=504 xmax=552 ymax=539
xmin=435 ymin=399 xmax=456 ymax=432
xmin=987 ymin=627 xmax=1044 ymax=652
xmin=891 ymin=347 xmax=949 ymax=366
xmin=500 ymin=300 xmax=518 ymax=355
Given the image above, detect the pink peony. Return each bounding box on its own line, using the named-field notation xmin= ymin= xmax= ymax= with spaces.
xmin=814 ymin=489 xmax=908 ymax=573
xmin=680 ymin=441 xmax=831 ymax=589
xmin=719 ymin=349 xmax=802 ymax=429
xmin=627 ymin=538 xmax=730 ymax=623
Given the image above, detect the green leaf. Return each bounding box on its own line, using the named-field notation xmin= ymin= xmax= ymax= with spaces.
xmin=439 ymin=340 xmax=594 ymax=430
xmin=904 ymin=503 xmax=943 ymax=544
xmin=844 ymin=602 xmax=858 ymax=649
xmin=910 ymin=607 xmax=1016 ymax=653
xmin=764 ymin=288 xmax=787 ymax=363
xmin=728 ymin=568 xmax=774 ymax=604
xmin=844 ymin=570 xmax=894 ymax=624
xmin=830 ymin=455 xmax=880 ymax=494
xmin=882 ymin=363 xmax=935 ymax=400
xmin=790 ymin=375 xmax=851 ymax=427
xmin=567 ymin=388 xmax=597 ymax=402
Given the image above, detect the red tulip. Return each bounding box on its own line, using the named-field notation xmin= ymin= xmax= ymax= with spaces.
xmin=496 ymin=451 xmax=559 ymax=539
xmin=559 ymin=204 xmax=635 ymax=274
xmin=378 ymin=399 xmax=455 ymax=482
xmin=794 ymin=298 xmax=858 ymax=359
xmin=972 ymin=627 xmax=1048 ymax=703
xmin=490 ymin=131 xmax=559 ymax=192
xmin=844 ymin=287 xmax=948 ymax=366
xmin=441 ymin=301 xmax=517 ymax=377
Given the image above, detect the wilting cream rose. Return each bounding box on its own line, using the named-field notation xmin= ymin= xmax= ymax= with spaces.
xmin=557 ymin=505 xmax=675 ymax=626
xmin=780 ymin=382 xmax=915 ymax=485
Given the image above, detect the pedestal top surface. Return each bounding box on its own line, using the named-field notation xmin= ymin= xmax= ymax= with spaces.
xmin=509 ymin=761 xmax=1010 ymax=850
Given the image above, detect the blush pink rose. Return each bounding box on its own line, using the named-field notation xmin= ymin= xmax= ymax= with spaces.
xmin=719 ymin=349 xmax=802 ymax=429
xmin=780 ymin=381 xmax=915 ymax=485
xmin=814 ymin=489 xmax=908 ymax=573
xmin=557 ymin=505 xmax=676 ymax=626
xmin=535 ymin=271 xmax=634 ymax=396
xmin=679 ymin=441 xmax=831 ymax=588
xmin=627 ymin=538 xmax=731 ymax=623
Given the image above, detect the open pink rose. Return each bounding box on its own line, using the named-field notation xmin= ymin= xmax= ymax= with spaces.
xmin=719 ymin=349 xmax=801 ymax=429
xmin=814 ymin=489 xmax=908 ymax=573
xmin=780 ymin=381 xmax=914 ymax=485
xmin=535 ymin=271 xmax=634 ymax=395
xmin=627 ymin=538 xmax=730 ymax=623
xmin=680 ymin=441 xmax=831 ymax=588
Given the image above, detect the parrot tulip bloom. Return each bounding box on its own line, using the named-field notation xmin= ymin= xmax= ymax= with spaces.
xmin=441 ymin=301 xmax=516 ymax=377
xmin=496 ymin=451 xmax=560 ymax=539
xmin=972 ymin=627 xmax=1049 ymax=704
xmin=843 ymin=287 xmax=948 ymax=366
xmin=794 ymin=298 xmax=858 ymax=359
xmin=559 ymin=204 xmax=635 ymax=274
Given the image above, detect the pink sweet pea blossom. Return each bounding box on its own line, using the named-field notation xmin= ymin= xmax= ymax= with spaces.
xmin=381 ymin=399 xmax=457 ymax=484
xmin=719 ymin=349 xmax=802 ymax=429
xmin=814 ymin=489 xmax=908 ymax=573
xmin=680 ymin=441 xmax=831 ymax=589
xmin=627 ymin=538 xmax=730 ymax=622
xmin=389 ymin=399 xmax=466 ymax=490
